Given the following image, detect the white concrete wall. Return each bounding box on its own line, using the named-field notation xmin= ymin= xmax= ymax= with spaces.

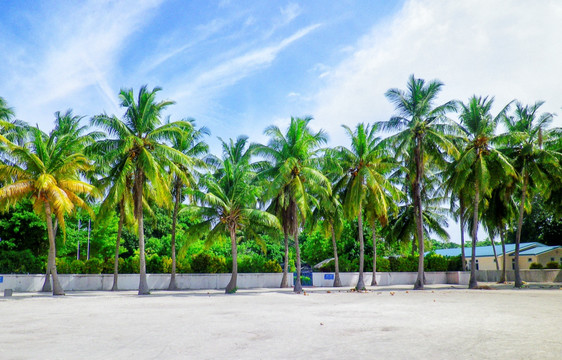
xmin=0 ymin=273 xmax=289 ymax=292
xmin=476 ymin=269 xmax=562 ymax=283
xmin=314 ymin=272 xmax=460 ymax=287
xmin=2 ymin=270 xmax=559 ymax=292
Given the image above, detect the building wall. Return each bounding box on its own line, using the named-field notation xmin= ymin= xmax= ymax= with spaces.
xmin=475 ymin=256 xmax=500 ymax=271
xmin=536 ymin=248 xmax=562 ymax=267
xmin=467 ymin=252 xmax=561 ymax=270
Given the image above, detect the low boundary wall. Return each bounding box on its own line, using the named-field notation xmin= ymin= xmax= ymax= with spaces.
xmin=0 ymin=269 xmax=559 ymax=292
xmin=476 ymin=269 xmax=562 ymax=283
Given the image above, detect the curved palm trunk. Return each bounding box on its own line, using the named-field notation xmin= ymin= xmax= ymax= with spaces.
xmin=168 ymin=181 xmax=181 ymax=291
xmin=134 ymin=169 xmax=150 ymax=295
xmin=514 ymin=173 xmax=528 ymax=288
xmin=111 ymin=203 xmax=125 ymax=291
xmin=45 ymin=202 xmax=64 ymax=295
xmin=371 ymin=224 xmax=377 ymax=286
xmin=225 ymin=226 xmax=238 ymax=294
xmin=356 ymin=206 xmax=366 ymax=290
xmin=42 ymin=219 xmax=59 ymax=292
xmin=41 ymin=252 xmax=53 ymax=292
xmin=469 ymin=182 xmax=480 ymax=289
xmin=413 ymin=139 xmax=425 ymax=290
xmin=293 ymin=225 xmax=303 ymax=293
xmin=331 ymin=224 xmax=342 ymax=287
xmin=491 ymin=236 xmax=499 ymax=271
xmin=280 ymin=230 xmax=290 ymax=288
xmin=499 ymin=229 xmax=507 ymax=283
xmin=459 ymin=200 xmax=467 ymax=271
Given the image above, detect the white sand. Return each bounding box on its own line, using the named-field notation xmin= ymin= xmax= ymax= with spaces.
xmin=1 ymin=284 xmax=560 ymax=359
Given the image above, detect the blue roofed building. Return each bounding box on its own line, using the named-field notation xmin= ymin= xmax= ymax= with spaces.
xmin=428 ymin=242 xmax=562 ymax=270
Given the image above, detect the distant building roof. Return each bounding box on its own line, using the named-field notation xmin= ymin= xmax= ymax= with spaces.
xmin=518 ymin=245 xmax=561 ymax=256
xmin=428 ymin=242 xmax=546 ymax=258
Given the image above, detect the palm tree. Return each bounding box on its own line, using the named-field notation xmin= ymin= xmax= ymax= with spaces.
xmin=186 ymin=137 xmax=280 ymax=293
xmin=39 ymin=110 xmax=101 ymax=292
xmin=447 ymin=96 xmax=515 ymax=288
xmin=255 ymin=117 xmax=331 ymax=293
xmin=167 ymin=120 xmax=209 ymax=290
xmin=379 ymin=75 xmax=457 ymax=289
xmin=91 ymin=86 xmax=192 ymax=295
xmin=310 ymin=190 xmax=344 ymax=287
xmin=0 ymin=96 xmax=15 ymax=123
xmin=0 ymin=126 xmax=98 ymax=295
xmin=96 ymin=172 xmax=136 ymax=291
xmin=483 ymin=186 xmax=516 ymax=281
xmin=498 ymin=101 xmax=562 ymax=288
xmin=387 ymin=174 xmax=451 ymax=254
xmin=0 ymin=98 xmax=30 ymax=160
xmin=333 ymin=123 xmax=398 ymax=290
xmin=449 ymin=192 xmax=469 ymax=271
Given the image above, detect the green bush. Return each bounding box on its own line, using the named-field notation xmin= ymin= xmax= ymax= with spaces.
xmin=529 ymin=262 xmax=544 ymax=269
xmin=102 ymin=258 xmax=115 ymax=274
xmin=55 ymin=258 xmax=71 ymax=274
xmin=544 ymin=261 xmax=560 ymax=269
xmin=238 ymin=254 xmax=266 ymax=273
xmin=70 ymin=259 xmax=86 ymax=274
xmin=389 ymin=256 xmax=418 ymax=272
xmin=0 ymin=250 xmax=44 ymax=274
xmin=338 ymin=256 xmax=358 ymax=272
xmin=425 ymin=253 xmax=448 ymax=272
xmin=376 ymin=257 xmax=390 ymax=272
xmin=147 ymin=254 xmax=163 ymax=273
xmin=119 ymin=256 xmax=139 ymax=273
xmin=84 ymin=258 xmax=103 ymax=274
xmin=263 ymin=260 xmax=282 ymax=273
xmin=191 ymin=253 xmax=228 ymax=273
xmin=177 ymin=258 xmax=191 ymax=273
xmin=162 ymin=256 xmax=173 ymax=273
xmin=447 ymin=255 xmax=463 ymax=271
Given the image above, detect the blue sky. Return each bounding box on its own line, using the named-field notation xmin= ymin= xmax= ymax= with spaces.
xmin=2 ymin=0 xmax=562 ymax=243
xmin=0 ymin=0 xmax=401 ymax=145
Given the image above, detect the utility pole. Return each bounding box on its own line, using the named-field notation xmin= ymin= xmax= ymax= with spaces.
xmin=77 ymin=219 xmax=81 ymax=260
xmin=87 ymin=218 xmax=91 ymax=260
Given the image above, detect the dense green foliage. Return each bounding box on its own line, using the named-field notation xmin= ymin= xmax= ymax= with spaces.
xmin=1 ymin=78 xmax=562 ymax=294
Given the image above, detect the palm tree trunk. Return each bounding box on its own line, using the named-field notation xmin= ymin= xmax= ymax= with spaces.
xmin=111 ymin=202 xmax=125 ymax=291
xmin=44 ymin=202 xmax=64 ymax=296
xmin=331 ymin=224 xmax=342 ymax=287
xmin=514 ymin=173 xmax=528 ymax=288
xmin=293 ymin=223 xmax=303 ymax=293
xmin=225 ymin=226 xmax=238 ymax=294
xmin=371 ymin=224 xmax=377 ymax=286
xmin=42 ymin=218 xmax=59 ymax=292
xmin=356 ymin=206 xmax=366 ymax=290
xmin=413 ymin=139 xmax=425 ymax=290
xmin=459 ymin=199 xmax=467 ymax=271
xmin=168 ymin=181 xmax=181 ymax=290
xmin=41 ymin=248 xmax=53 ymax=292
xmin=134 ymin=169 xmax=150 ymax=295
xmin=499 ymin=228 xmax=507 ymax=283
xmin=280 ymin=230 xmax=290 ymax=288
xmin=491 ymin=235 xmax=499 ymax=271
xmin=469 ymin=182 xmax=480 ymax=289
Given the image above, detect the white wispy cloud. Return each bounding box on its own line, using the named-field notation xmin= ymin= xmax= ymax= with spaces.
xmin=310 ymin=0 xmax=562 ymax=242
xmin=1 ymin=0 xmax=164 ymax=126
xmin=280 ymin=3 xmax=302 ymax=23
xmin=171 ymin=23 xmax=321 ymax=102
xmin=312 ymin=0 xmax=562 ymax=148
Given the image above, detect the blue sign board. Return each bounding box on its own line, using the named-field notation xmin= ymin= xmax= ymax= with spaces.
xmin=0 ymin=276 xmax=3 ymax=283
xmin=324 ymin=274 xmax=334 ymax=280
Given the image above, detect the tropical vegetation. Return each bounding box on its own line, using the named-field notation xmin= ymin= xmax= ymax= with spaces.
xmin=0 ymin=76 xmax=561 ymax=296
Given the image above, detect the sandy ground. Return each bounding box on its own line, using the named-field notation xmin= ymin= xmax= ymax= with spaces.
xmin=1 ymin=283 xmax=561 ymax=360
